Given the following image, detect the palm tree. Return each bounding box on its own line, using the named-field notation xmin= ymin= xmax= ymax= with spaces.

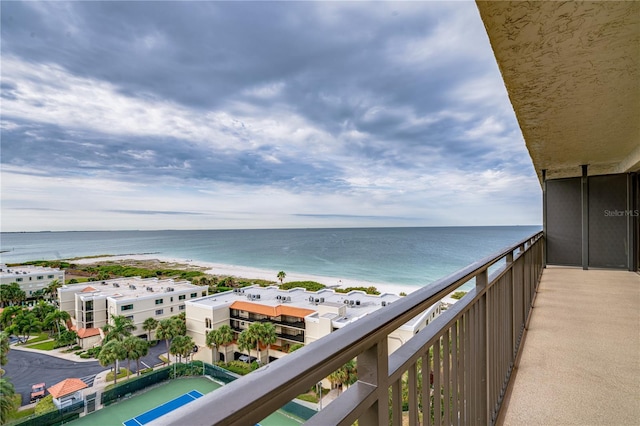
xmin=0 ymin=378 xmax=17 ymax=424
xmin=102 ymin=315 xmax=135 ymax=343
xmin=170 ymin=335 xmax=194 ymax=364
xmin=122 ymin=336 xmax=143 ymax=380
xmin=0 ymin=306 xmax=22 ymax=330
xmin=156 ymin=318 xmax=178 ymax=365
xmin=277 ymin=271 xmax=286 ymax=284
xmin=98 ymin=340 xmax=126 ymax=385
xmin=142 ymin=317 xmax=158 ymax=340
xmin=0 ymin=331 xmax=10 ymax=368
xmin=43 ymin=280 xmax=62 ymax=302
xmin=133 ymin=338 xmax=149 ymax=377
xmin=172 ymin=314 xmax=186 ymax=335
xmin=259 ymin=322 xmax=277 ymax=364
xmin=44 ymin=309 xmax=71 ymax=341
xmin=206 ymin=325 xmax=234 ymax=363
xmin=8 ymin=311 xmax=42 ymax=344
xmin=32 ymin=300 xmax=55 ymax=323
xmin=237 ymin=330 xmax=256 ymax=363
xmin=0 ymin=283 xmax=25 ymax=307
xmin=328 ymin=367 xmax=349 ymax=395
xmin=246 ymin=323 xmax=263 ymax=362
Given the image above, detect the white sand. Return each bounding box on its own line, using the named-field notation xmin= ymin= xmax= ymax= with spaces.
xmin=73 ymin=254 xmax=460 ymax=304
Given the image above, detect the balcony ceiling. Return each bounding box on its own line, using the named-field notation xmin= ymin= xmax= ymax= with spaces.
xmin=477 ymin=1 xmax=640 ymax=181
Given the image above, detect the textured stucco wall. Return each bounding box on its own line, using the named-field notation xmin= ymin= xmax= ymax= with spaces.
xmin=477 ymin=1 xmax=640 ymax=181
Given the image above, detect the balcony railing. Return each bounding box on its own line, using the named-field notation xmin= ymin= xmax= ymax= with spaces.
xmin=155 ymin=232 xmax=543 ymax=426
xmin=230 ymin=312 xmax=306 ymax=329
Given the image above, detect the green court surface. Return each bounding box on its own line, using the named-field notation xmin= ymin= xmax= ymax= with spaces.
xmin=69 ymin=377 xmax=303 ymax=426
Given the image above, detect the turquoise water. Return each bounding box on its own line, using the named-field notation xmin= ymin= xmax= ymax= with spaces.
xmin=0 ymin=226 xmax=540 ymax=290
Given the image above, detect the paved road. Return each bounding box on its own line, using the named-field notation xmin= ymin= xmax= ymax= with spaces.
xmin=4 ymin=343 xmax=167 ymax=405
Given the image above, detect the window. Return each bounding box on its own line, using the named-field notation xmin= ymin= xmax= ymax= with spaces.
xmin=126 ymin=315 xmax=134 ymax=321
xmin=16 ymin=278 xmax=23 ymax=282
xmin=179 ymin=305 xmax=185 ymax=311
xmin=121 ymin=304 xmax=133 ymax=311
xmin=190 ymin=293 xmax=197 ymax=298
xmin=86 ymin=300 xmax=93 ymax=310
xmin=205 ymin=318 xmax=212 ymax=328
xmin=155 ymin=309 xmax=164 ymax=315
xmin=170 ymin=297 xmax=174 ymax=302
xmin=170 ymin=307 xmax=174 ymax=313
xmin=179 ymin=295 xmax=186 ymax=301
xmin=37 ymin=276 xmax=44 ymax=280
xmin=47 ymin=275 xmax=54 ymax=279
xmin=201 ymin=291 xmax=206 ymax=297
xmin=155 ymin=299 xmax=163 ymax=305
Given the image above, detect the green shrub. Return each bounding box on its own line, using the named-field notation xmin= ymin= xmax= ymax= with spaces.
xmin=451 ymin=291 xmax=467 ymax=300
xmin=217 ymin=360 xmax=256 ymax=376
xmin=334 ymin=286 xmax=380 ymax=295
xmin=79 ymin=353 xmax=92 ymax=359
xmin=34 ymin=395 xmax=55 ymax=414
xmin=279 ymin=281 xmax=325 ymax=291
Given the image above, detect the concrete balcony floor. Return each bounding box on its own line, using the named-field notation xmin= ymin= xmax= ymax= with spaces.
xmin=500 ymin=267 xmax=640 ymax=426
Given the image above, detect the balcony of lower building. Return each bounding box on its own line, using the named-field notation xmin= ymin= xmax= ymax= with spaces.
xmin=230 ymin=310 xmax=306 ymax=329
xmin=498 ymin=267 xmax=640 ymax=425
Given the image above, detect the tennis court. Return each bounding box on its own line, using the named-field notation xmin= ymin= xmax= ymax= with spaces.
xmin=69 ymin=377 xmax=303 ymax=426
xmin=123 ymin=390 xmax=203 ymax=426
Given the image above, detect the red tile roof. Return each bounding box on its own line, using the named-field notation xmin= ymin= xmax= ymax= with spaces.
xmin=76 ymin=328 xmax=101 ymax=338
xmin=230 ymin=301 xmax=315 ymax=319
xmin=81 ymin=286 xmax=98 ymax=293
xmin=48 ymin=378 xmax=88 ymax=398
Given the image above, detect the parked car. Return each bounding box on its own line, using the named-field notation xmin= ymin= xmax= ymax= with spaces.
xmin=30 ymin=383 xmax=46 ymax=403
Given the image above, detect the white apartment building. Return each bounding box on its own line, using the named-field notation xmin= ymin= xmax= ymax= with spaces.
xmin=58 ymin=277 xmax=208 ymax=348
xmin=0 ymin=264 xmax=65 ymax=299
xmin=186 ymin=285 xmax=443 ymax=365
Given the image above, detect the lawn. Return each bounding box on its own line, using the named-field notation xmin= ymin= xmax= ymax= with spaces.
xmin=26 ymin=340 xmax=56 ymax=350
xmin=24 ymin=333 xmax=50 ymax=344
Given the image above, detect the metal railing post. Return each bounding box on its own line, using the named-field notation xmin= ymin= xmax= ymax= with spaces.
xmin=476 ymin=269 xmax=489 ymax=425
xmin=358 ymin=338 xmax=389 ymax=426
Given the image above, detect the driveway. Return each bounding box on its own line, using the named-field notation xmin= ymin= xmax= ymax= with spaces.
xmin=4 ymin=343 xmax=167 ymax=406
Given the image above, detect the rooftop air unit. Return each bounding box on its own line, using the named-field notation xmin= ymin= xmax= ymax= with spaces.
xmin=356 ymin=300 xmax=360 ymax=306
xmin=349 ymin=300 xmax=354 ymax=305
xmin=256 ymin=294 xmax=260 ymax=299
xmin=319 ymin=297 xmax=324 ymax=303
xmin=382 ymin=301 xmax=387 ymax=307
xmin=286 ymin=296 xmax=291 ymax=302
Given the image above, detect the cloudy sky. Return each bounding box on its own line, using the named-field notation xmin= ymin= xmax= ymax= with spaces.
xmin=1 ymin=1 xmax=541 ymax=232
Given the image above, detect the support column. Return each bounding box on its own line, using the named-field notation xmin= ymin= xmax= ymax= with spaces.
xmin=581 ymin=165 xmax=589 ymax=270
xmin=541 ymin=169 xmax=547 ymax=268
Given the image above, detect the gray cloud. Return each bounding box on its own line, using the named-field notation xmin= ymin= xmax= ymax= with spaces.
xmin=0 ymin=1 xmax=541 ymax=231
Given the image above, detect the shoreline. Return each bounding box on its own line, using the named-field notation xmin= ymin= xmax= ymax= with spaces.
xmin=72 ymin=254 xmax=426 ymax=297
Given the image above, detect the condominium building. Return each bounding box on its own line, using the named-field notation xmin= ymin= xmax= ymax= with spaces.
xmin=0 ymin=264 xmax=65 ymax=299
xmin=58 ymin=277 xmax=207 ymax=348
xmin=186 ymin=285 xmax=443 ymax=364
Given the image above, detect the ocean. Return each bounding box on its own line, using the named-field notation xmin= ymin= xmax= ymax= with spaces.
xmin=0 ymin=226 xmax=540 ymax=290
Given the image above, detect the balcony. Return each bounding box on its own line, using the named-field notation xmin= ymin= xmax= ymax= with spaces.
xmin=230 ymin=312 xmax=306 ymax=329
xmin=153 ymin=232 xmax=544 ymax=426
xmin=499 ymin=267 xmax=640 ymax=425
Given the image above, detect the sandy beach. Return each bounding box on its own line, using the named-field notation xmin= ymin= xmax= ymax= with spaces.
xmin=72 ymin=254 xmax=427 ymax=297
